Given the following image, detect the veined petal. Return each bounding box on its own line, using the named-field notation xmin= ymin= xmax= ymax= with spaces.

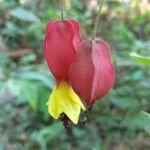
xmin=91 ymin=39 xmax=115 ymax=102
xmin=67 ymin=19 xmax=82 ymax=50
xmin=69 ymin=40 xmax=94 ymax=104
xmin=70 ymin=39 xmax=115 ymax=106
xmin=45 ymin=19 xmax=59 ymax=32
xmin=43 ymin=19 xmax=82 ymax=81
xmin=47 ymin=81 xmax=85 ymax=124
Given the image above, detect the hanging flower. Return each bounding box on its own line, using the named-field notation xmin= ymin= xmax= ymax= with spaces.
xmin=43 ymin=20 xmax=115 ymax=124
xmin=43 ymin=19 xmax=85 ymax=124
xmin=70 ymin=39 xmax=115 ymax=106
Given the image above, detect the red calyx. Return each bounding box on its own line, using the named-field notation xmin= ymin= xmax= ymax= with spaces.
xmin=43 ymin=19 xmax=82 ymax=81
xmin=69 ymin=39 xmax=115 ymax=106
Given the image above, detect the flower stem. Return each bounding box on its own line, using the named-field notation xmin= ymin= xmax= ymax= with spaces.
xmin=92 ymin=0 xmax=105 ymax=39
xmin=60 ymin=0 xmax=64 ymax=20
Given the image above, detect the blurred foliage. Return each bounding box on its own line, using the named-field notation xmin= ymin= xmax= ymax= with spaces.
xmin=130 ymin=52 xmax=150 ymax=64
xmin=0 ymin=0 xmax=150 ymax=150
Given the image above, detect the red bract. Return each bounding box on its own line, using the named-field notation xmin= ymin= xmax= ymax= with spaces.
xmin=69 ymin=39 xmax=115 ymax=106
xmin=44 ymin=19 xmax=82 ymax=81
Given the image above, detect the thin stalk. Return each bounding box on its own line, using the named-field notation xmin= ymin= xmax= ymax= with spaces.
xmin=92 ymin=0 xmax=105 ymax=39
xmin=60 ymin=0 xmax=64 ymax=20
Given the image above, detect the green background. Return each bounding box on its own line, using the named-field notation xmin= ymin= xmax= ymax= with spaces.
xmin=0 ymin=0 xmax=150 ymax=149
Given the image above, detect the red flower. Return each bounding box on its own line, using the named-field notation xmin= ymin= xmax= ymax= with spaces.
xmin=43 ymin=19 xmax=85 ymax=124
xmin=70 ymin=39 xmax=115 ymax=106
xmin=43 ymin=19 xmax=115 ymax=124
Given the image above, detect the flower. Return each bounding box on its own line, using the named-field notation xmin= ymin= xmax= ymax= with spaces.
xmin=70 ymin=39 xmax=115 ymax=106
xmin=43 ymin=19 xmax=85 ymax=124
xmin=44 ymin=19 xmax=115 ymax=124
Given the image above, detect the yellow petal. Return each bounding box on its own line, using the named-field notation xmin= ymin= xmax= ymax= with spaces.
xmin=47 ymin=80 xmax=86 ymax=124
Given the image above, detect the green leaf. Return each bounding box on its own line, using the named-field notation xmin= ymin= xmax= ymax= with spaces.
xmin=141 ymin=111 xmax=150 ymax=119
xmin=7 ymin=79 xmax=21 ymax=97
xmin=20 ymin=54 xmax=36 ymax=64
xmin=109 ymin=97 xmax=138 ymax=109
xmin=31 ymin=123 xmax=64 ymax=150
xmin=18 ymin=71 xmax=53 ymax=89
xmin=20 ymin=80 xmax=38 ymax=110
xmin=38 ymin=86 xmax=50 ymax=120
xmin=122 ymin=112 xmax=150 ymax=130
xmin=10 ymin=7 xmax=39 ymax=22
xmin=130 ymin=52 xmax=150 ymax=64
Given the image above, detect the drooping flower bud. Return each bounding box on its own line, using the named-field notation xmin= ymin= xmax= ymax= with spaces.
xmin=70 ymin=39 xmax=115 ymax=106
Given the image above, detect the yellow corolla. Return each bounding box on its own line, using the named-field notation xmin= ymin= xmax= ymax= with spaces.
xmin=47 ymin=81 xmax=85 ymax=124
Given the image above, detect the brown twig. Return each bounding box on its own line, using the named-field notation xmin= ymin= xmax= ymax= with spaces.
xmin=7 ymin=49 xmax=33 ymax=58
xmin=92 ymin=0 xmax=105 ymax=39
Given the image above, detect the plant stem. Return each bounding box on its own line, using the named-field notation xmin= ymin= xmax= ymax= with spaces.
xmin=92 ymin=0 xmax=105 ymax=39
xmin=60 ymin=0 xmax=64 ymax=20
